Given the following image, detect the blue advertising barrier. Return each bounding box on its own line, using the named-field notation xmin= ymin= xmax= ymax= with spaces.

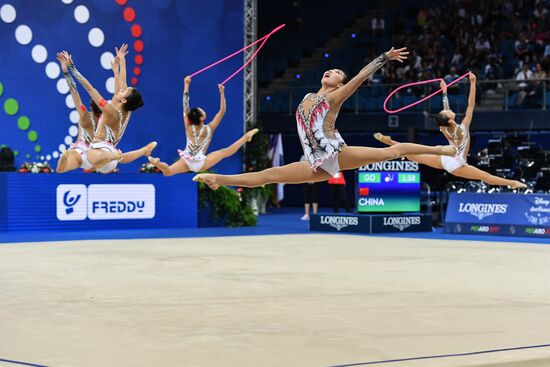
xmin=310 ymin=213 xmax=432 ymax=234
xmin=444 ymin=193 xmax=550 ymax=238
xmin=0 ymin=173 xmax=197 ymax=231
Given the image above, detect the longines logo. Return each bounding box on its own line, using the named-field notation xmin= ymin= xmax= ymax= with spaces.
xmin=359 ymin=160 xmax=419 ymax=172
xmin=319 ymin=215 xmax=359 ymax=231
xmin=382 ymin=216 xmax=421 ymax=231
xmin=458 ymin=202 xmax=508 ymax=220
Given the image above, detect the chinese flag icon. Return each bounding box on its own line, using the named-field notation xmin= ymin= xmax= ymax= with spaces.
xmin=359 ymin=187 xmax=370 ymax=196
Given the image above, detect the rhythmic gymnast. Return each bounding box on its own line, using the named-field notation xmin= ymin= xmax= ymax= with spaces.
xmin=193 ymin=47 xmax=458 ymax=190
xmin=60 ymin=46 xmax=155 ymax=174
xmin=147 ymin=76 xmax=259 ymax=175
xmin=374 ymin=72 xmax=526 ymax=189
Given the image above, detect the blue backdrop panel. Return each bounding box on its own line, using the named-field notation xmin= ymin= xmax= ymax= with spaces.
xmin=0 ymin=0 xmax=243 ymax=174
xmin=0 ymin=172 xmax=197 ymax=231
xmin=445 ymin=193 xmax=550 ymax=238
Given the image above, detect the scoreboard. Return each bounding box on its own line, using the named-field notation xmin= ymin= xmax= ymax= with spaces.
xmin=356 ymin=160 xmax=420 ymax=213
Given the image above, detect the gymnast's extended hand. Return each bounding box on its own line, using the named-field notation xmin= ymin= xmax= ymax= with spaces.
xmin=111 ymin=44 xmax=129 ymax=73
xmin=115 ymin=43 xmax=129 ymax=59
xmin=56 ymin=52 xmax=69 ymax=73
xmin=114 ymin=43 xmax=129 ymax=72
xmin=184 ymin=75 xmax=192 ymax=89
xmin=385 ymin=47 xmax=408 ymax=63
xmin=61 ymin=50 xmax=74 ymax=66
xmin=440 ymin=79 xmax=448 ymax=94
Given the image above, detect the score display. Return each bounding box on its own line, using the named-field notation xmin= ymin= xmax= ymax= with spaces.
xmin=356 ymin=160 xmax=421 ymax=213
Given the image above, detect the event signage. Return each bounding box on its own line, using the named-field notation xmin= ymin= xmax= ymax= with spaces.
xmin=57 ymin=184 xmax=156 ymax=221
xmin=445 ymin=193 xmax=550 ymax=237
xmin=310 ymin=213 xmax=432 ymax=234
xmin=0 ymin=173 xmax=196 ymax=231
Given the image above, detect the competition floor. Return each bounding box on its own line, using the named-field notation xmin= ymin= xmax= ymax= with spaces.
xmin=1 ymin=211 xmax=550 ymax=367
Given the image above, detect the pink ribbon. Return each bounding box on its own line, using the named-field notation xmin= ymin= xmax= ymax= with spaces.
xmin=189 ymin=24 xmax=285 ymax=85
xmin=383 ymin=71 xmax=471 ymax=114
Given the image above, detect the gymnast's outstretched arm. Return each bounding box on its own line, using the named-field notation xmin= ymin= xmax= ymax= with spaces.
xmin=462 ymin=73 xmax=476 ymax=128
xmin=208 ymin=84 xmax=226 ymax=131
xmin=117 ymin=44 xmax=128 ymax=90
xmin=183 ymin=75 xmax=191 ymax=123
xmin=112 ymin=44 xmax=129 ymax=94
xmin=63 ymin=51 xmax=118 ymax=118
xmin=57 ymin=52 xmax=86 ymax=117
xmin=440 ymin=79 xmax=450 ymax=110
xmin=328 ymin=47 xmax=408 ymax=107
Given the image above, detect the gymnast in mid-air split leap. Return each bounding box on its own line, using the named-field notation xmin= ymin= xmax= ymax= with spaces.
xmin=373 ymin=72 xmax=526 ymax=189
xmin=58 ymin=45 xmax=156 ymax=174
xmin=193 ymin=47 xmax=458 ymax=190
xmin=147 ymin=75 xmax=259 ymax=175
